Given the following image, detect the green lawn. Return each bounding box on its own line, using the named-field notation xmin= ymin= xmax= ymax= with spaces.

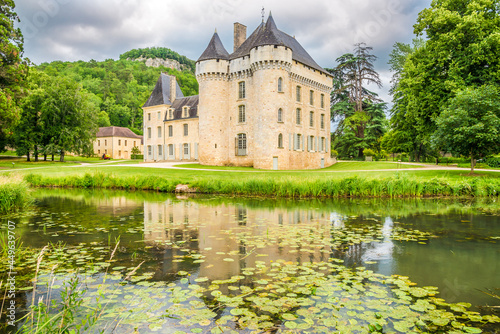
xmin=4 ymin=162 xmax=499 ymax=183
xmin=176 ymin=161 xmax=422 ymax=171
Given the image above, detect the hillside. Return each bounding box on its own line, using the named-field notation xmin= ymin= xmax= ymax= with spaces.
xmin=37 ymin=55 xmax=198 ymax=135
xmin=120 ymin=47 xmax=196 ymax=73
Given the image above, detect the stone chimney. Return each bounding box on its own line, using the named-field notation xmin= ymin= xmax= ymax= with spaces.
xmin=233 ymin=22 xmax=247 ymax=52
xmin=170 ymin=76 xmax=177 ymax=103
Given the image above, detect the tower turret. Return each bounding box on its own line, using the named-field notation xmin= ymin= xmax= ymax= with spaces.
xmin=196 ymin=31 xmax=231 ymax=166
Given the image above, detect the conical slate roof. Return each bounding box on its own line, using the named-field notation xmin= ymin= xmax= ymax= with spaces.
xmin=230 ymin=14 xmax=329 ymax=75
xmin=143 ymin=73 xmax=184 ymax=107
xmin=197 ymin=32 xmax=230 ymax=62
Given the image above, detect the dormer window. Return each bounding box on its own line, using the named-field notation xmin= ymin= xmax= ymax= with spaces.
xmin=168 ymin=109 xmax=174 ymax=120
xmin=182 ymin=107 xmax=189 ymax=118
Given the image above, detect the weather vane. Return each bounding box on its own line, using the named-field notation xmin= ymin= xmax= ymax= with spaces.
xmin=262 ymin=7 xmax=265 ymax=22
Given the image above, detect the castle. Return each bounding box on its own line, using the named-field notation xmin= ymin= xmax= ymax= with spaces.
xmin=142 ymin=13 xmax=334 ymax=170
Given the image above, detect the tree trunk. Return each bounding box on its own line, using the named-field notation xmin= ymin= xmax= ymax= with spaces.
xmin=470 ymin=152 xmax=475 ymax=174
xmin=436 ymin=157 xmax=439 ymax=165
xmin=34 ymin=145 xmax=39 ymax=162
xmin=60 ymin=151 xmax=65 ymax=162
xmin=51 ymin=154 xmax=54 ymax=161
xmin=26 ymin=151 xmax=30 ymax=162
xmin=44 ymin=154 xmax=47 ymax=161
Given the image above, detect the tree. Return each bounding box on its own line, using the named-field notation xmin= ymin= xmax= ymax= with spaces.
xmin=392 ymin=0 xmax=500 ymax=161
xmin=40 ymin=76 xmax=99 ymax=162
xmin=329 ymin=43 xmax=384 ymax=158
xmin=0 ymin=0 xmax=28 ymax=151
xmin=432 ymin=85 xmax=500 ymax=173
xmin=131 ymin=146 xmax=141 ymax=159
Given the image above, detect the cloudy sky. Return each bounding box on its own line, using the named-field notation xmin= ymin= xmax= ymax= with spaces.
xmin=15 ymin=0 xmax=431 ymax=103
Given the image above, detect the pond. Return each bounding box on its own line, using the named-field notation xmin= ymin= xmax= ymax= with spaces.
xmin=0 ymin=189 xmax=499 ymax=333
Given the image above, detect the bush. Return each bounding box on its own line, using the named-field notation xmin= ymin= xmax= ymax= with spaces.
xmin=363 ymin=148 xmax=376 ymax=156
xmin=131 ymin=154 xmax=144 ymax=160
xmin=484 ymin=157 xmax=500 ymax=168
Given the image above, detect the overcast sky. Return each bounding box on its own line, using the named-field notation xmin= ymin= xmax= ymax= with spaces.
xmin=15 ymin=0 xmax=431 ymax=104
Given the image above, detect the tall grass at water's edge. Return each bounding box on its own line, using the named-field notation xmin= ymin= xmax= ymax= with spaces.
xmin=0 ymin=175 xmax=33 ymax=214
xmin=23 ymin=172 xmax=500 ymax=198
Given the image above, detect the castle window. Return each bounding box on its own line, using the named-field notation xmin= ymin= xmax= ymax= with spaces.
xmin=98 ymin=150 xmax=100 ymax=154
xmin=183 ymin=143 xmax=189 ymax=157
xmin=147 ymin=128 xmax=151 ymax=139
xmin=119 ymin=150 xmax=121 ymax=157
xmin=157 ymin=126 xmax=162 ymax=138
xmin=278 ymin=78 xmax=283 ymax=92
xmin=168 ymin=109 xmax=174 ymax=120
xmin=105 ymin=140 xmax=107 ymax=146
xmin=183 ymin=124 xmax=188 ymax=136
xmin=320 ymin=137 xmax=325 ymax=152
xmin=236 ymin=133 xmax=247 ymax=156
xmin=238 ymin=105 xmax=246 ymax=123
xmin=98 ymin=140 xmax=100 ymax=146
xmin=238 ymin=81 xmax=246 ymax=99
xmin=133 ymin=141 xmax=136 ymax=147
xmin=296 ymin=108 xmax=301 ymax=125
xmin=310 ymin=90 xmax=314 ymax=105
xmin=158 ymin=145 xmax=162 ymax=156
xmin=168 ymin=125 xmax=173 ymax=137
xmin=182 ymin=107 xmax=189 ymax=118
xmin=125 ymin=140 xmax=127 ymax=146
xmin=321 ymin=94 xmax=325 ymax=109
xmin=309 ymin=111 xmax=314 ymax=127
xmin=308 ymin=136 xmax=314 ymax=152
xmin=118 ymin=140 xmax=121 ymax=145
xmin=277 ymin=108 xmax=283 ymax=123
xmin=295 ymin=134 xmax=302 ymax=150
xmin=296 ymin=86 xmax=301 ymax=102
xmin=147 ymin=146 xmax=152 ymax=156
xmin=168 ymin=144 xmax=174 ymax=156
xmin=321 ymin=114 xmax=325 ymax=129
xmin=157 ymin=112 xmax=161 ymax=120
xmin=148 ymin=113 xmax=151 ymax=121
xmin=278 ymin=134 xmax=283 ymax=148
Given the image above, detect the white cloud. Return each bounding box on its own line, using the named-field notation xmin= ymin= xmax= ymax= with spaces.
xmin=15 ymin=0 xmax=431 ymax=102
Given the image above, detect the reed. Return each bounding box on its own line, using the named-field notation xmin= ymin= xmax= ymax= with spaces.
xmin=0 ymin=174 xmax=33 ymax=213
xmin=22 ymin=171 xmax=500 ymax=198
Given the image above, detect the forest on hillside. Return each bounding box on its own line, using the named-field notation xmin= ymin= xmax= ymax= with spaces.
xmin=37 ymin=55 xmax=198 ymax=135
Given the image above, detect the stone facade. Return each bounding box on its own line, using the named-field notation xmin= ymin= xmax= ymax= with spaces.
xmin=94 ymin=126 xmax=143 ymax=159
xmin=142 ymin=14 xmax=334 ymax=170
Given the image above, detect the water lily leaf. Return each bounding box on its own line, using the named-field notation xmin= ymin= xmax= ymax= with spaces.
xmin=282 ymin=313 xmax=297 ymax=321
xmin=463 ymin=327 xmax=482 ymax=333
xmin=284 ymin=321 xmax=297 ymax=329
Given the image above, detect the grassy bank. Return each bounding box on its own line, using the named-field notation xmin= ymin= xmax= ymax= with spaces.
xmin=0 ymin=175 xmax=33 ymax=213
xmin=23 ymin=171 xmax=500 ymax=198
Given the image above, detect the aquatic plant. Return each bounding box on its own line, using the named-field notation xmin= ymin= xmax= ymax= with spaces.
xmin=0 ymin=174 xmax=32 ymax=213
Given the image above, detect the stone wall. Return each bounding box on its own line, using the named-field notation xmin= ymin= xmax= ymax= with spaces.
xmin=94 ymin=136 xmax=143 ymax=159
xmin=133 ymin=57 xmax=183 ymax=71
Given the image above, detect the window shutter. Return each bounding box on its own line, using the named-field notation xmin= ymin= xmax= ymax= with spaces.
xmin=301 ymin=135 xmax=304 ymax=151
xmin=315 ymin=137 xmax=318 ymax=152
xmin=293 ymin=134 xmax=297 ymax=150
xmin=289 ymin=134 xmax=292 ymax=150
xmin=235 ymin=137 xmax=238 ymax=156
xmin=188 ymin=143 xmax=191 ymax=159
xmin=179 ymin=144 xmax=182 ymax=160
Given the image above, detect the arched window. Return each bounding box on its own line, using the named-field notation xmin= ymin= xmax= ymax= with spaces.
xmin=236 ymin=133 xmax=247 ymax=156
xmin=278 ymin=77 xmax=283 ymax=92
xmin=278 ymin=133 xmax=283 ymax=148
xmin=238 ymin=105 xmax=246 ymax=123
xmin=278 ymin=108 xmax=283 ymax=123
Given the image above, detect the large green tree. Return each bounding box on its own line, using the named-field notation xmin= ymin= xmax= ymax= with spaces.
xmin=392 ymin=0 xmax=500 ymax=161
xmin=0 ymin=0 xmax=28 ymax=150
xmin=432 ymin=85 xmax=500 ymax=173
xmin=329 ymin=43 xmax=385 ymax=158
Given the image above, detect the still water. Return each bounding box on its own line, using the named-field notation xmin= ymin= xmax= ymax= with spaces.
xmin=1 ymin=189 xmax=499 ymax=333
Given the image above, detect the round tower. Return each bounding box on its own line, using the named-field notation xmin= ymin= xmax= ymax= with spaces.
xmin=196 ymin=32 xmax=231 ymax=166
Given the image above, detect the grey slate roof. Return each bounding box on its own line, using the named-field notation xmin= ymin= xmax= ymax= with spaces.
xmin=97 ymin=126 xmax=143 ymax=140
xmin=143 ymin=73 xmax=184 ymax=107
xmin=165 ymin=95 xmax=199 ymax=121
xmin=197 ymin=32 xmax=230 ymax=62
xmin=229 ymin=14 xmax=330 ymax=75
